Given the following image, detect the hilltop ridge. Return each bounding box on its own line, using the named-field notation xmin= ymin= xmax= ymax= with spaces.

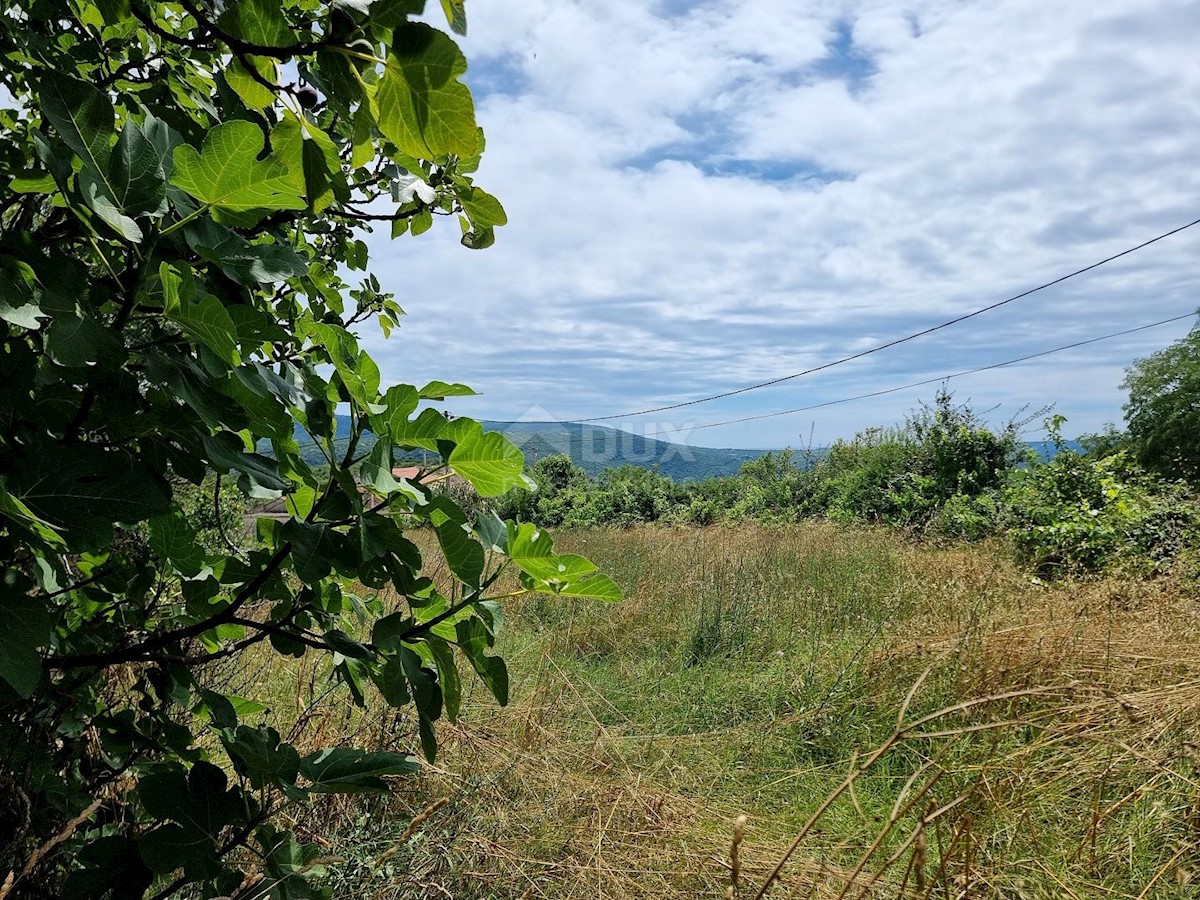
xmin=291 ymin=416 xmax=766 ymax=480
xmin=290 ymin=416 xmax=1079 ymax=480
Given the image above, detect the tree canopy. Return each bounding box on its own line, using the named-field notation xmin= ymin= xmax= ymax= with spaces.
xmin=0 ymin=2 xmax=617 ymax=896
xmin=1122 ymin=318 xmax=1200 ymax=483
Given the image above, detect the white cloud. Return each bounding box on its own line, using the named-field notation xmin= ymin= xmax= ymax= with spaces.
xmin=361 ymin=0 xmax=1200 ymax=448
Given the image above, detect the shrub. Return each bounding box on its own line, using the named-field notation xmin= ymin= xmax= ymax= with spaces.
xmin=492 ymin=454 xmax=589 ymax=526
xmin=677 ymin=496 xmax=722 ymax=526
xmin=1003 ymin=447 xmax=1199 ymax=577
xmin=1078 ymin=423 xmax=1130 ymax=460
xmin=175 ymin=477 xmax=248 ymax=554
xmin=811 ymin=390 xmax=1022 ymax=530
xmin=813 ymin=427 xmax=921 ymax=524
xmin=927 ymin=491 xmax=1001 ymax=542
xmin=909 ymin=392 xmax=1018 ymax=498
xmin=563 ymin=466 xmax=684 ymax=527
xmin=730 ymin=450 xmax=808 ymax=521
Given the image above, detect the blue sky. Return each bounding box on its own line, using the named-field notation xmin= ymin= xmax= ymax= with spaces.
xmin=361 ymin=0 xmax=1200 ymax=450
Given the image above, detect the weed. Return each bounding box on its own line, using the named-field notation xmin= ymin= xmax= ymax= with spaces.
xmin=229 ymin=525 xmax=1200 ymax=898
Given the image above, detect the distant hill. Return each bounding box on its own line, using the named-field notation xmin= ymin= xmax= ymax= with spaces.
xmin=286 ymin=416 xmax=1085 ymax=481
xmin=288 ymin=416 xmax=764 ymax=480
xmin=480 ymin=421 xmax=765 ymax=481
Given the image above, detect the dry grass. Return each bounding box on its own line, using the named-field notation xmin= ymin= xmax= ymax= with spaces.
xmin=240 ymin=524 xmax=1200 ymax=899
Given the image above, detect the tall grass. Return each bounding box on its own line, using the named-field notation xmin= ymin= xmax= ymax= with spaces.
xmin=237 ymin=524 xmax=1200 ymax=898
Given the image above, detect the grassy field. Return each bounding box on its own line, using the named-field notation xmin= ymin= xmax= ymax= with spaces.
xmin=240 ymin=525 xmax=1200 ymax=899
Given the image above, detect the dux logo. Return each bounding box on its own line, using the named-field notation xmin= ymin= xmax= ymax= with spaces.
xmin=489 ymin=405 xmax=698 ymax=467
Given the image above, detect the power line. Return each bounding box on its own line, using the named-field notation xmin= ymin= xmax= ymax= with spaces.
xmin=633 ymin=312 xmax=1196 ymax=437
xmin=562 ymin=216 xmax=1200 ymax=422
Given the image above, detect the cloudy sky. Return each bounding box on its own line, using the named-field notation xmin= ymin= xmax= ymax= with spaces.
xmin=362 ymin=0 xmax=1200 ymax=449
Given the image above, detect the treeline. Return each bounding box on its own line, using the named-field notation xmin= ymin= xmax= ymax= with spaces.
xmin=489 ymin=389 xmax=1200 ymax=579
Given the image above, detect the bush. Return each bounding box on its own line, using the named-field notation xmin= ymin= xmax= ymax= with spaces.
xmin=926 ymin=491 xmax=1000 ymax=542
xmin=728 ymin=450 xmax=819 ymax=522
xmin=1003 ymin=447 xmax=1199 ymax=577
xmin=1078 ymin=423 xmax=1129 ymax=460
xmin=175 ymin=477 xmax=248 ymax=554
xmin=815 ymin=427 xmax=921 ymax=524
xmin=563 ymin=466 xmax=684 ymax=527
xmin=908 ymin=389 xmax=1019 ymax=499
xmin=677 ymin=496 xmax=722 ymax=526
xmin=492 ymin=454 xmax=589 ymax=526
xmin=806 ymin=390 xmax=1021 ymax=530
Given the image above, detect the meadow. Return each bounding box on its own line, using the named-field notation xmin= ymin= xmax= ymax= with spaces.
xmin=232 ymin=524 xmax=1200 ymax=899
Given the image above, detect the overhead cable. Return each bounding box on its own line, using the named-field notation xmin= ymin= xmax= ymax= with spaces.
xmin=633 ymin=312 xmax=1196 ymax=437
xmin=563 ymin=217 xmax=1200 ymax=422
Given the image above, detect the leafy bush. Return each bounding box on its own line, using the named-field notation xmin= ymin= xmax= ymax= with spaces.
xmin=492 ymin=454 xmax=589 ymax=525
xmin=1003 ymin=445 xmax=1199 ymax=577
xmin=491 ymin=393 xmax=1026 ymax=534
xmin=501 ymin=395 xmax=1198 ymax=582
xmin=1078 ymin=423 xmax=1130 ymax=460
xmin=926 ymin=491 xmax=1001 ymax=542
xmin=808 ymin=390 xmax=1020 ymax=530
xmin=175 ymin=477 xmax=248 ymax=554
xmin=814 ymin=426 xmax=921 ymax=524
xmin=908 ymin=389 xmax=1020 ymax=498
xmin=729 ymin=449 xmax=810 ymax=521
xmin=563 ymin=466 xmax=686 ymax=527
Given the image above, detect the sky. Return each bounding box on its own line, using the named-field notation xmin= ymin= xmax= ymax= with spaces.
xmin=360 ymin=0 xmax=1200 ymax=450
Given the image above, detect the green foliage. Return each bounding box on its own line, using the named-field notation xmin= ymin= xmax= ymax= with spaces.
xmin=562 ymin=466 xmax=688 ymax=527
xmin=729 ymin=449 xmax=811 ymax=521
xmin=811 ymin=389 xmax=1022 ymax=531
xmin=908 ymin=388 xmax=1019 ymax=499
xmin=174 ymin=477 xmax=248 ymax=555
xmin=492 ymin=394 xmax=1023 ymax=536
xmin=496 ymin=451 xmax=808 ymax=529
xmin=490 ymin=394 xmax=1196 ymax=581
xmin=1003 ymin=439 xmax=1199 ymax=578
xmin=493 ymin=454 xmax=584 ymax=525
xmin=494 ymin=455 xmax=690 ymax=528
xmin=677 ymin=475 xmax=744 ymax=526
xmin=0 ymin=4 xmax=616 ymax=897
xmin=926 ymin=491 xmax=1000 ymax=542
xmin=813 ymin=426 xmax=922 ymax=524
xmin=1122 ymin=319 xmax=1200 ymax=483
